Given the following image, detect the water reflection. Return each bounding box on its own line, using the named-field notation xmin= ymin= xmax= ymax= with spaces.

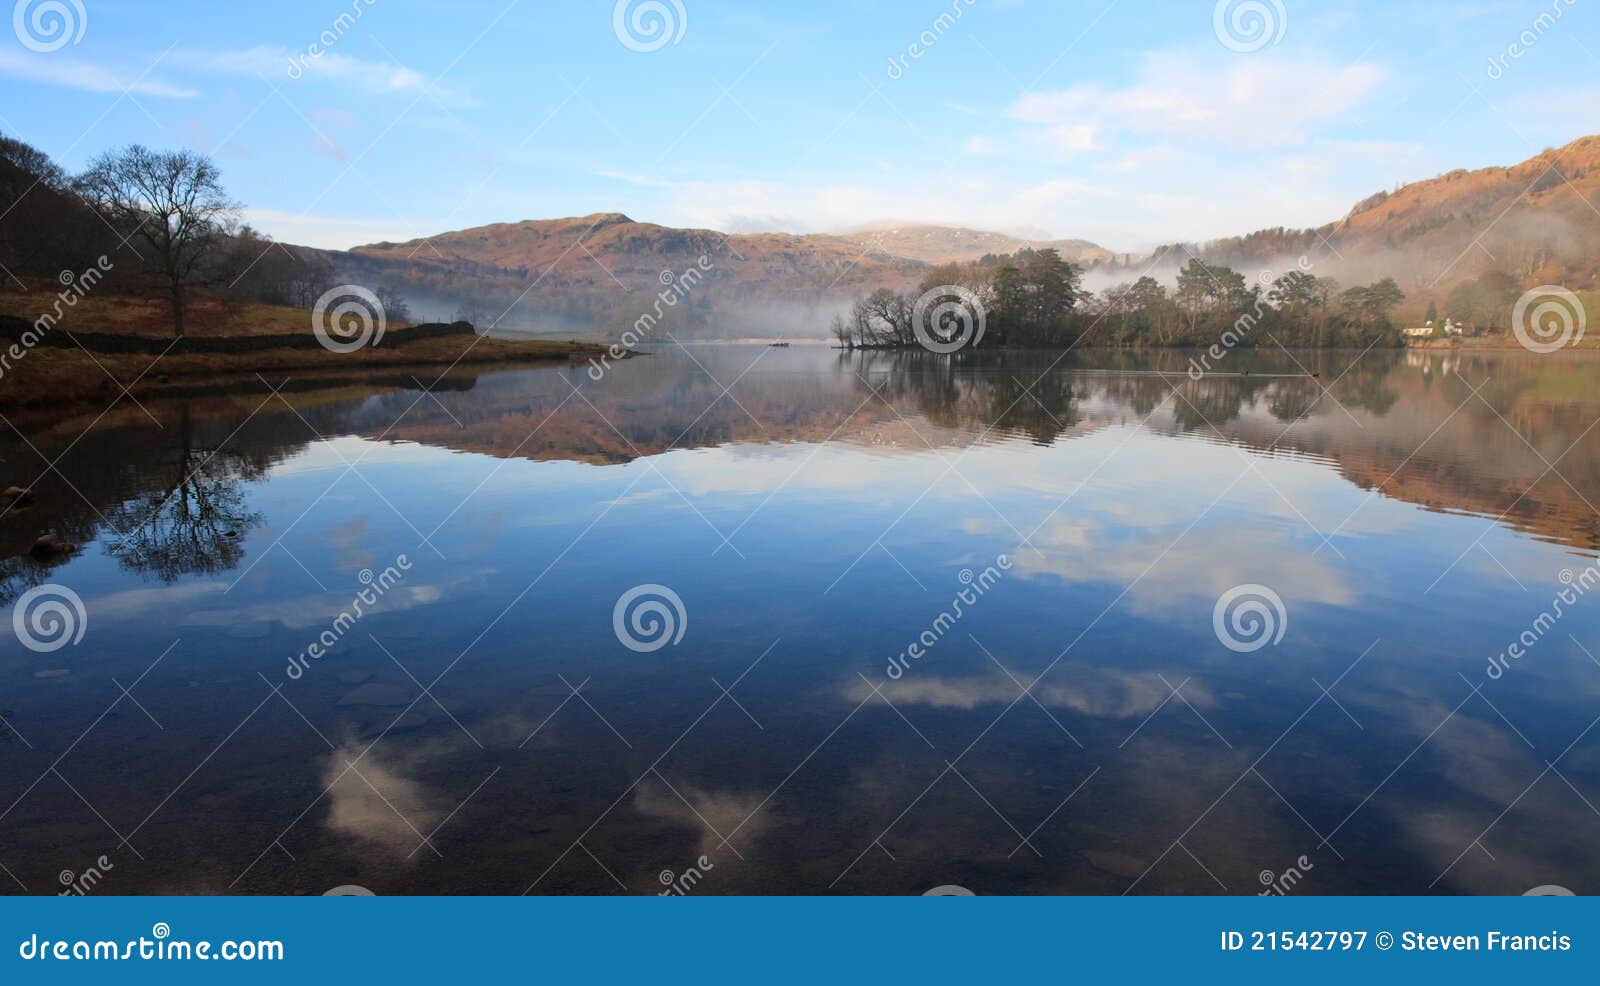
xmin=0 ymin=345 xmax=1597 ymax=895
xmin=102 ymin=406 xmax=266 ymax=581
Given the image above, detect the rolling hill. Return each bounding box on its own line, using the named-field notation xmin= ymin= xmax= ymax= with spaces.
xmin=1101 ymin=135 xmax=1600 ymax=304
xmin=349 ymin=213 xmax=925 ymax=299
xmin=337 ymin=136 xmax=1600 ymax=333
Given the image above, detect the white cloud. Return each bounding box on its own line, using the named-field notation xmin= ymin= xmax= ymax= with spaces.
xmin=1047 ymin=123 xmax=1099 ymax=153
xmin=0 ymin=49 xmax=195 ymax=98
xmin=0 ymin=42 xmax=461 ymax=107
xmin=634 ymin=779 xmax=772 ymax=859
xmin=845 ymin=668 xmax=1217 ymax=718
xmin=1012 ymin=514 xmax=1358 ymax=616
xmin=174 ymin=46 xmax=465 ymax=102
xmin=90 ymin=581 xmax=227 ymax=620
xmin=321 ymin=740 xmax=443 ymax=854
xmin=646 ymin=114 xmax=1420 ymax=250
xmin=1010 ymin=53 xmax=1384 ymax=149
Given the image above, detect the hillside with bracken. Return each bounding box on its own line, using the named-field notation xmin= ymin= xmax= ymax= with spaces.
xmin=342 ymin=212 xmax=929 ymax=317
xmin=1095 ymin=135 xmax=1600 ymax=318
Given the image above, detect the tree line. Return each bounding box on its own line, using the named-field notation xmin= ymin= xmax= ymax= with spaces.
xmin=835 ymin=247 xmax=1410 ymax=350
xmin=0 ymin=133 xmax=409 ymax=336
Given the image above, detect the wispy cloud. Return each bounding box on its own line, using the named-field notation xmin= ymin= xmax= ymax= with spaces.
xmin=175 ymin=46 xmax=470 ymax=104
xmin=0 ymin=42 xmax=458 ymax=104
xmin=1010 ymin=52 xmax=1384 ymax=150
xmin=0 ymin=49 xmax=195 ymax=98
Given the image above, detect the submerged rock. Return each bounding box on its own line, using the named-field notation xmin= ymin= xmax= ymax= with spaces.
xmin=29 ymin=534 xmax=77 ymax=560
xmin=388 ymin=711 xmax=430 ymax=731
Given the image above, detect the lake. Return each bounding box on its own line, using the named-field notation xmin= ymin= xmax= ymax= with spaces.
xmin=2 ymin=344 xmax=1598 ymax=895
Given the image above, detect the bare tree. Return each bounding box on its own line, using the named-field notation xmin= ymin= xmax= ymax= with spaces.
xmin=103 ymin=403 xmax=262 ymax=580
xmin=76 ymin=145 xmax=240 ymax=337
xmin=375 ymin=284 xmax=412 ymax=323
xmin=829 ymin=313 xmax=853 ymax=349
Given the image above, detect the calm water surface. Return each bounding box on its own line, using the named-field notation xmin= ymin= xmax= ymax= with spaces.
xmin=2 ymin=345 xmax=1599 ymax=894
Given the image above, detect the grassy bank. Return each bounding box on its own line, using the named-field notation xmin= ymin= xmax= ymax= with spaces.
xmin=0 ymin=293 xmax=612 ymax=407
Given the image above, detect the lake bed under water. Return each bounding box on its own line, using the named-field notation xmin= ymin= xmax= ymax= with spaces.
xmin=2 ymin=344 xmax=1598 ymax=895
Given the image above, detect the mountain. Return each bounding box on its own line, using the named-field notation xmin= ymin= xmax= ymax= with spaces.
xmin=1100 ymin=135 xmax=1600 ymax=301
xmin=341 ymin=136 xmax=1600 ymax=334
xmin=835 ymin=222 xmax=1112 ymax=265
xmin=331 ymin=215 xmax=1116 ymax=335
xmin=350 ymin=213 xmax=923 ymax=298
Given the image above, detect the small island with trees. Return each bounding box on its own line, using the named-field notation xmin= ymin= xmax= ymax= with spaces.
xmin=832 ymin=247 xmax=1409 ymax=352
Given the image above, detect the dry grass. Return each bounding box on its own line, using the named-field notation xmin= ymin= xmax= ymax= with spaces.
xmin=0 ymin=290 xmax=360 ymax=337
xmin=0 ymin=293 xmax=612 ymax=407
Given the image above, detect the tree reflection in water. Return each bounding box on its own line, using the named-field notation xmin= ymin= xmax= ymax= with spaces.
xmin=103 ymin=404 xmax=264 ymax=581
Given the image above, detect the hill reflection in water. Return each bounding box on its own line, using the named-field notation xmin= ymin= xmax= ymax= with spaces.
xmin=1 ymin=345 xmax=1598 ymax=895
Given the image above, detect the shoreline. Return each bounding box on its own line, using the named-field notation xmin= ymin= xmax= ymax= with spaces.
xmin=0 ymin=323 xmax=616 ymax=409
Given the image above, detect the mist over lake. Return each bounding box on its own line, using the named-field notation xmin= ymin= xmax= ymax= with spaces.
xmin=4 ymin=1 xmax=1600 ymax=937
xmin=2 ymin=345 xmax=1597 ymax=894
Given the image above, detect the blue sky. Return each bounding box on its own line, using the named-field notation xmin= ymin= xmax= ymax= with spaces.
xmin=3 ymin=0 xmax=1595 ymax=251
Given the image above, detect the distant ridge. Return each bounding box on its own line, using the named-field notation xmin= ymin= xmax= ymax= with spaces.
xmin=835 ymin=222 xmax=1112 ymax=265
xmin=350 ymin=212 xmax=927 ymax=297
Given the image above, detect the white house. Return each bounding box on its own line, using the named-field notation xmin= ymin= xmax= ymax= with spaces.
xmin=1403 ymin=318 xmax=1464 ymax=340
